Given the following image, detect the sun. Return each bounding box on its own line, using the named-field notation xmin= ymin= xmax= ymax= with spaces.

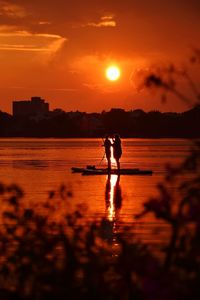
xmin=106 ymin=65 xmax=121 ymax=81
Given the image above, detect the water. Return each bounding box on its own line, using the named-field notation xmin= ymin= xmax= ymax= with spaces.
xmin=0 ymin=138 xmax=191 ymax=246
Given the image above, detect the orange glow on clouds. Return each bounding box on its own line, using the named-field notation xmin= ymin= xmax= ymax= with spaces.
xmin=0 ymin=29 xmax=66 ymax=52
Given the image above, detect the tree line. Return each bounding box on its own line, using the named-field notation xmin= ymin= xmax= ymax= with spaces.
xmin=0 ymin=105 xmax=199 ymax=138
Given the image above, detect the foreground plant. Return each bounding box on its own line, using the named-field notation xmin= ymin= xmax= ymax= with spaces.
xmin=1 ymin=139 xmax=200 ymax=300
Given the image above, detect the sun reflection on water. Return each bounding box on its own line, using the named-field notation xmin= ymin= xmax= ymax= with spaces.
xmin=107 ymin=175 xmax=118 ymax=221
xmin=104 ymin=174 xmax=123 ymax=252
xmin=105 ymin=174 xmax=122 ymax=222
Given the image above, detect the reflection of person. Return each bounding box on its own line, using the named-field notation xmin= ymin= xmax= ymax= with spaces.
xmin=103 ymin=135 xmax=112 ymax=171
xmin=112 ymin=134 xmax=122 ymax=170
xmin=105 ymin=174 xmax=111 ymax=209
xmin=113 ymin=175 xmax=122 ymax=211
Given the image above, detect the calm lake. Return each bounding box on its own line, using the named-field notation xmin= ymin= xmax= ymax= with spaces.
xmin=0 ymin=138 xmax=191 ymax=246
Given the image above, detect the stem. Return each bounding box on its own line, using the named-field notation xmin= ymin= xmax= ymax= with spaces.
xmin=164 ymin=223 xmax=179 ymax=270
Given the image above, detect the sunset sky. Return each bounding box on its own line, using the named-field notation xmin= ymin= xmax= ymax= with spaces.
xmin=0 ymin=0 xmax=200 ymax=113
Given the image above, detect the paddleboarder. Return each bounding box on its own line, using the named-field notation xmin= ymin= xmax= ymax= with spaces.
xmin=103 ymin=135 xmax=112 ymax=171
xmin=112 ymin=134 xmax=122 ymax=170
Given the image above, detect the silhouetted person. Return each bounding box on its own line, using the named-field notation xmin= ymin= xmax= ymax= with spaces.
xmin=103 ymin=135 xmax=112 ymax=171
xmin=112 ymin=134 xmax=122 ymax=170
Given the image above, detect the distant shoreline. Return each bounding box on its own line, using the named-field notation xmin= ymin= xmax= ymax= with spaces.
xmin=1 ymin=106 xmax=199 ymax=139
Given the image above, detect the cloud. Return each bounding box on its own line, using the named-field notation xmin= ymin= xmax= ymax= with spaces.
xmin=0 ymin=28 xmax=67 ymax=52
xmin=80 ymin=15 xmax=116 ymax=28
xmin=1 ymin=86 xmax=77 ymax=92
xmin=38 ymin=21 xmax=51 ymax=25
xmin=86 ymin=20 xmax=116 ymax=28
xmin=46 ymin=88 xmax=77 ymax=92
xmin=0 ymin=25 xmax=18 ymax=32
xmin=0 ymin=1 xmax=26 ymax=18
xmin=83 ymin=83 xmax=104 ymax=91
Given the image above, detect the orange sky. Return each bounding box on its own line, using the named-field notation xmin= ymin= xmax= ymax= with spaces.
xmin=0 ymin=0 xmax=200 ymax=113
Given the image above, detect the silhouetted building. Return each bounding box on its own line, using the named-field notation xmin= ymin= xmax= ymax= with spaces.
xmin=13 ymin=97 xmax=49 ymax=117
